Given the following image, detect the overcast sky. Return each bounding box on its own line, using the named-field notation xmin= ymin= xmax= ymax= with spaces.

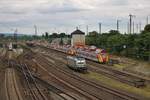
xmin=0 ymin=0 xmax=149 ymax=35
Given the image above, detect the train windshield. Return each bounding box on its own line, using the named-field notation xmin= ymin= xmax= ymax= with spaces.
xmin=77 ymin=57 xmax=85 ymax=61
xmin=76 ymin=58 xmax=86 ymax=66
xmin=77 ymin=62 xmax=85 ymax=64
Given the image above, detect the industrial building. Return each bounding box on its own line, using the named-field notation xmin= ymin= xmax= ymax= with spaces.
xmin=71 ymin=29 xmax=85 ymax=47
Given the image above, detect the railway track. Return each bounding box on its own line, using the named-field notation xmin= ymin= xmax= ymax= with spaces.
xmin=87 ymin=61 xmax=146 ymax=87
xmin=23 ymin=64 xmax=82 ymax=100
xmin=20 ymin=63 xmax=48 ymax=100
xmin=33 ymin=58 xmax=100 ymax=100
xmin=36 ymin=46 xmax=148 ymax=87
xmin=37 ymin=47 xmax=145 ymax=87
xmin=12 ymin=58 xmax=76 ymax=100
xmin=5 ymin=68 xmax=23 ymax=100
xmin=3 ymin=48 xmax=9 ymax=62
xmin=34 ymin=75 xmax=80 ymax=100
xmin=34 ymin=54 xmax=141 ymax=100
xmin=0 ymin=48 xmax=6 ymax=57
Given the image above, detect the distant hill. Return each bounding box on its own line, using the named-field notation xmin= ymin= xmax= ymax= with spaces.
xmin=0 ymin=33 xmax=32 ymax=37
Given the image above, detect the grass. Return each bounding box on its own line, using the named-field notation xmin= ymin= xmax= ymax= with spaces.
xmin=82 ymin=71 xmax=150 ymax=99
xmin=113 ymin=64 xmax=127 ymax=70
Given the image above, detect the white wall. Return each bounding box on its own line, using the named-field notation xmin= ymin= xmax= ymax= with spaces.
xmin=71 ymin=34 xmax=85 ymax=46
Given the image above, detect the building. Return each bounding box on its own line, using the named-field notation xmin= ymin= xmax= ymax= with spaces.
xmin=71 ymin=29 xmax=85 ymax=47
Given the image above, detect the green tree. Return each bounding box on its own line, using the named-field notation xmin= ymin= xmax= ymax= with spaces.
xmin=59 ymin=38 xmax=63 ymax=45
xmin=107 ymin=34 xmax=126 ymax=54
xmin=59 ymin=33 xmax=66 ymax=38
xmin=139 ymin=32 xmax=150 ymax=60
xmin=89 ymin=31 xmax=98 ymax=36
xmin=45 ymin=32 xmax=49 ymax=39
xmin=108 ymin=30 xmax=120 ymax=36
xmin=51 ymin=33 xmax=58 ymax=38
xmin=144 ymin=24 xmax=150 ymax=33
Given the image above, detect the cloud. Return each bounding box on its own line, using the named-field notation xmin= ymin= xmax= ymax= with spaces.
xmin=0 ymin=0 xmax=149 ymax=34
xmin=37 ymin=1 xmax=90 ymax=14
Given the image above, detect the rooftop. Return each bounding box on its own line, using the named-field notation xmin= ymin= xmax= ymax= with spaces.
xmin=71 ymin=29 xmax=85 ymax=36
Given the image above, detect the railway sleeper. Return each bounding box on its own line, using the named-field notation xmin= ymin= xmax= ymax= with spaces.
xmin=24 ymin=88 xmax=48 ymax=96
xmin=133 ymin=80 xmax=145 ymax=88
xmin=126 ymin=80 xmax=145 ymax=88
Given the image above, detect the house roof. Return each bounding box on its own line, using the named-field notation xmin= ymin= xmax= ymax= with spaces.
xmin=71 ymin=29 xmax=85 ymax=36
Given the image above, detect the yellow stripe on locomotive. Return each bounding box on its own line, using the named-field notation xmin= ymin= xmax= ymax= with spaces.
xmin=97 ymin=54 xmax=103 ymax=63
xmin=97 ymin=53 xmax=109 ymax=63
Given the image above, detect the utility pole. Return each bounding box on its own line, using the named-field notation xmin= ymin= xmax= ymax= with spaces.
xmin=78 ymin=25 xmax=82 ymax=30
xmin=136 ymin=23 xmax=139 ymax=34
xmin=14 ymin=29 xmax=17 ymax=43
xmin=139 ymin=22 xmax=142 ymax=33
xmin=86 ymin=25 xmax=89 ymax=35
xmin=65 ymin=28 xmax=68 ymax=34
xmin=76 ymin=27 xmax=78 ymax=30
xmin=146 ymin=16 xmax=149 ymax=25
xmin=129 ymin=14 xmax=135 ymax=34
xmin=127 ymin=22 xmax=129 ymax=34
xmin=99 ymin=23 xmax=101 ymax=34
xmin=133 ymin=21 xmax=135 ymax=34
xmin=129 ymin=14 xmax=132 ymax=34
xmin=117 ymin=20 xmax=121 ymax=32
xmin=34 ymin=25 xmax=37 ymax=36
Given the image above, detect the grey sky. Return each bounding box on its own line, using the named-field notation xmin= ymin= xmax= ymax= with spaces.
xmin=0 ymin=0 xmax=149 ymax=35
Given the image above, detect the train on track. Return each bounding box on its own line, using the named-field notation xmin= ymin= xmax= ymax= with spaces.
xmin=52 ymin=45 xmax=109 ymax=64
xmin=67 ymin=56 xmax=87 ymax=72
xmin=26 ymin=41 xmax=109 ymax=64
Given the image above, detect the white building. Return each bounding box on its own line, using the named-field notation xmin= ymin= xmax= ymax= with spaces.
xmin=71 ymin=29 xmax=85 ymax=47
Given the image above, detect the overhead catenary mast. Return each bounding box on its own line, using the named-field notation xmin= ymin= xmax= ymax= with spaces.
xmin=146 ymin=16 xmax=149 ymax=25
xmin=139 ymin=22 xmax=142 ymax=33
xmin=133 ymin=21 xmax=135 ymax=34
xmin=86 ymin=25 xmax=89 ymax=35
xmin=136 ymin=23 xmax=139 ymax=34
xmin=129 ymin=14 xmax=135 ymax=34
xmin=34 ymin=25 xmax=37 ymax=36
xmin=99 ymin=22 xmax=101 ymax=34
xmin=117 ymin=20 xmax=121 ymax=32
xmin=14 ymin=29 xmax=18 ymax=43
xmin=127 ymin=22 xmax=130 ymax=34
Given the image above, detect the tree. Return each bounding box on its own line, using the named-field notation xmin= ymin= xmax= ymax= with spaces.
xmin=0 ymin=34 xmax=4 ymax=38
xmin=42 ymin=34 xmax=45 ymax=38
xmin=59 ymin=38 xmax=64 ymax=45
xmin=107 ymin=34 xmax=126 ymax=54
xmin=108 ymin=30 xmax=120 ymax=36
xmin=96 ymin=34 xmax=108 ymax=48
xmin=139 ymin=32 xmax=150 ymax=60
xmin=51 ymin=33 xmax=58 ymax=38
xmin=85 ymin=28 xmax=150 ymax=61
xmin=144 ymin=24 xmax=150 ymax=33
xmin=59 ymin=33 xmax=66 ymax=38
xmin=45 ymin=32 xmax=49 ymax=39
xmin=89 ymin=31 xmax=98 ymax=36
